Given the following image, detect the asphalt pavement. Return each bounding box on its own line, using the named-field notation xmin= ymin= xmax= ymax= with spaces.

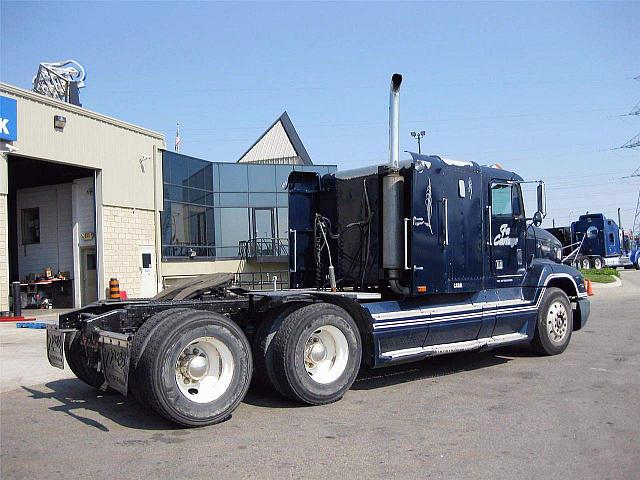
xmin=1 ymin=271 xmax=639 ymax=479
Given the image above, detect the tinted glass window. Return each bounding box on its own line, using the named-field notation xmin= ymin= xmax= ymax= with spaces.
xmin=169 ymin=154 xmax=193 ymax=186
xmin=219 ymin=208 xmax=249 ymax=254
xmin=277 ymin=208 xmax=288 ymax=239
xmin=219 ymin=192 xmax=249 ymax=207
xmin=491 ymin=184 xmax=512 ymax=216
xmin=249 ymin=193 xmax=276 ymax=208
xmin=248 ymin=164 xmax=277 ymax=192
xmin=188 ymin=162 xmax=213 ymax=190
xmin=275 ymin=165 xmax=295 ymax=191
xmin=218 ymin=164 xmax=248 ymax=192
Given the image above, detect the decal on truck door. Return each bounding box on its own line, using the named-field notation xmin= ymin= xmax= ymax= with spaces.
xmin=493 ymin=224 xmax=519 ymax=248
xmin=424 ymin=178 xmax=434 ymax=235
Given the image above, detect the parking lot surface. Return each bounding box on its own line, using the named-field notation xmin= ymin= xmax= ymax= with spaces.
xmin=1 ymin=272 xmax=639 ymax=479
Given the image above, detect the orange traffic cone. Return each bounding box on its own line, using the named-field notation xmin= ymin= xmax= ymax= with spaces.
xmin=586 ymin=279 xmax=594 ymax=296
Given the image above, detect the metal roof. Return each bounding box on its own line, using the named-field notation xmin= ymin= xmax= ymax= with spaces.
xmin=237 ymin=111 xmax=313 ymax=165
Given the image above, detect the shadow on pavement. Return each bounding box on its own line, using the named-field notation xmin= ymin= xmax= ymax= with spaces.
xmin=22 ymin=379 xmax=180 ymax=432
xmin=352 ymin=347 xmax=523 ymax=390
xmin=22 ymin=345 xmax=533 ymax=425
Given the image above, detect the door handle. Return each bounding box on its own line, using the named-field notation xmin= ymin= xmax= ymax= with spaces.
xmin=404 ymin=218 xmax=411 ymax=270
xmin=487 ymin=206 xmax=492 ymax=246
xmin=443 ymin=198 xmax=449 ymax=246
xmin=289 ymin=229 xmax=297 ymax=272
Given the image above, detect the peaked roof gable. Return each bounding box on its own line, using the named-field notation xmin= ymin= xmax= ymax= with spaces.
xmin=237 ymin=111 xmax=313 ymax=165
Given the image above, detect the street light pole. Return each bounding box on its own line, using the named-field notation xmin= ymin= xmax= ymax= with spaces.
xmin=410 ymin=130 xmax=426 ymax=154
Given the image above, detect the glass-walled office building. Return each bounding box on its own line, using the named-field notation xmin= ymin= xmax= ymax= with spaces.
xmin=161 ymin=150 xmax=336 ymax=262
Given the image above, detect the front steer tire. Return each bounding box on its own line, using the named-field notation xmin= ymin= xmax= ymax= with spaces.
xmin=271 ymin=303 xmax=361 ymax=405
xmin=531 ymin=287 xmax=573 ymax=356
xmin=131 ymin=309 xmax=252 ymax=427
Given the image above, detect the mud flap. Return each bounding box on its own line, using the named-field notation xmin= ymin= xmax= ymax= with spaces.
xmin=46 ymin=325 xmax=66 ymax=369
xmin=99 ymin=332 xmax=132 ymax=396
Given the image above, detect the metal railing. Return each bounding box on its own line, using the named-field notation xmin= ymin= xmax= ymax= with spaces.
xmin=239 ymin=237 xmax=289 ymax=259
xmin=233 ymin=270 xmax=290 ymax=290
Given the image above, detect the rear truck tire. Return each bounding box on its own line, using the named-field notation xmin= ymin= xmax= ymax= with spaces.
xmin=271 ymin=303 xmax=362 ymax=405
xmin=578 ymin=256 xmax=591 ymax=270
xmin=131 ymin=309 xmax=252 ymax=427
xmin=64 ymin=331 xmax=105 ymax=389
xmin=531 ymin=287 xmax=573 ymax=356
xmin=592 ymin=256 xmax=604 ymax=270
xmin=636 ymin=256 xmax=640 ymax=270
xmin=252 ymin=302 xmax=306 ymax=393
xmin=129 ymin=308 xmax=191 ymax=405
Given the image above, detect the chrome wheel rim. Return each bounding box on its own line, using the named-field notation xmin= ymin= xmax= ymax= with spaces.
xmin=594 ymin=258 xmax=602 ymax=269
xmin=581 ymin=259 xmax=590 ymax=269
xmin=546 ymin=301 xmax=568 ymax=343
xmin=304 ymin=325 xmax=349 ymax=384
xmin=175 ymin=336 xmax=234 ymax=403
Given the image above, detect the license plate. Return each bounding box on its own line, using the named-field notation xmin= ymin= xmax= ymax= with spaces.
xmin=100 ymin=337 xmax=131 ymax=396
xmin=46 ymin=326 xmax=65 ymax=369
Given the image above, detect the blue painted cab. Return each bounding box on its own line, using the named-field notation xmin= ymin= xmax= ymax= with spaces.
xmin=288 ymin=154 xmax=590 ymax=368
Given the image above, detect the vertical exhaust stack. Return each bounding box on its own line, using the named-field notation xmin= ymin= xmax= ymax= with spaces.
xmin=388 ymin=73 xmax=402 ymax=169
xmin=383 ymin=74 xmax=410 ymax=295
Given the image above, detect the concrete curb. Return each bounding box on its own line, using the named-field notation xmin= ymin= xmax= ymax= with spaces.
xmin=591 ymin=275 xmax=622 ymax=289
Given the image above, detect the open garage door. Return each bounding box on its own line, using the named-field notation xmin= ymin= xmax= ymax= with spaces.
xmin=8 ymin=155 xmax=98 ymax=308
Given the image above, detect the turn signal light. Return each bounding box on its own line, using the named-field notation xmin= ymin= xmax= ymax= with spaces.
xmin=417 ymin=285 xmax=428 ymax=293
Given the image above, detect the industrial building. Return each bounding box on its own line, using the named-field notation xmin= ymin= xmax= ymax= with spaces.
xmin=0 ymin=82 xmax=334 ymax=313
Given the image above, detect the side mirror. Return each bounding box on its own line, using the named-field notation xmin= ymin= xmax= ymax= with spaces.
xmin=532 ymin=211 xmax=543 ymax=227
xmin=537 ymin=182 xmax=547 ymax=218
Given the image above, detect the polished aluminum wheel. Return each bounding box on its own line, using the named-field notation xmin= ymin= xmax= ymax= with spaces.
xmin=304 ymin=325 xmax=349 ymax=384
xmin=546 ymin=301 xmax=568 ymax=344
xmin=175 ymin=336 xmax=234 ymax=403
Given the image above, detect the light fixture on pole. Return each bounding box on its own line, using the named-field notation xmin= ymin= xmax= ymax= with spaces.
xmin=410 ymin=130 xmax=426 ymax=154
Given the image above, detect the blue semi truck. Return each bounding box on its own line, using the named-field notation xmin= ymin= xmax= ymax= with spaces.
xmin=46 ymin=74 xmax=590 ymax=426
xmin=548 ymin=213 xmax=636 ymax=269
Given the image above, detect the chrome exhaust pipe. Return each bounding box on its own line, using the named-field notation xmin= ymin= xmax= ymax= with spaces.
xmin=388 ymin=74 xmax=402 ymax=169
xmin=383 ymin=73 xmax=409 ymax=296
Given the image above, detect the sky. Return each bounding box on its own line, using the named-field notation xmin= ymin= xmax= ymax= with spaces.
xmin=1 ymin=1 xmax=639 ymax=230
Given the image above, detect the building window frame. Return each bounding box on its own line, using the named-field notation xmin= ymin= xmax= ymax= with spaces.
xmin=21 ymin=208 xmax=40 ymax=245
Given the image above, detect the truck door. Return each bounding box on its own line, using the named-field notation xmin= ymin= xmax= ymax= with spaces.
xmin=488 ymin=182 xmax=526 ymax=283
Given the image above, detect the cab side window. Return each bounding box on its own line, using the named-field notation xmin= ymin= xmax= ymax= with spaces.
xmin=491 ymin=183 xmax=523 ymax=218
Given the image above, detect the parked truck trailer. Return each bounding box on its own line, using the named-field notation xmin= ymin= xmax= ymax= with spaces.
xmin=46 ymin=74 xmax=590 ymax=426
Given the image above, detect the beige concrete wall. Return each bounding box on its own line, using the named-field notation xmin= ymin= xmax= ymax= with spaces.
xmin=0 ymin=84 xmax=164 ymax=211
xmin=0 ymin=193 xmax=8 ymax=312
xmin=101 ymin=206 xmax=156 ymax=299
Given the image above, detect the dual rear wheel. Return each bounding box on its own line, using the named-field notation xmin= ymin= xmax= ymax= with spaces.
xmin=256 ymin=303 xmax=362 ymax=405
xmin=127 ymin=303 xmax=361 ymax=426
xmin=129 ymin=309 xmax=252 ymax=427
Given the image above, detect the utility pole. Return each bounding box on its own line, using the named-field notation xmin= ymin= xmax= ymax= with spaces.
xmin=622 ymin=166 xmax=640 ymax=238
xmin=410 ymin=130 xmax=426 ymax=154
